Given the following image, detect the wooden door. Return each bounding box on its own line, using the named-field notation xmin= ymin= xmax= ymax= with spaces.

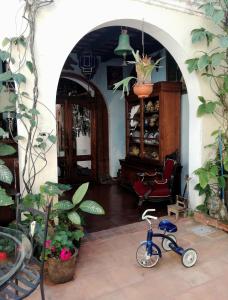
xmin=56 ymin=96 xmax=96 ymax=183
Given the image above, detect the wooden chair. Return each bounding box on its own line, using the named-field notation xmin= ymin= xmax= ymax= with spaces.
xmin=167 ymin=175 xmax=189 ymax=220
xmin=167 ymin=195 xmax=188 ymax=220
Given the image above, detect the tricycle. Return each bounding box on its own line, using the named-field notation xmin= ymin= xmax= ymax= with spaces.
xmin=136 ymin=209 xmax=197 ymax=268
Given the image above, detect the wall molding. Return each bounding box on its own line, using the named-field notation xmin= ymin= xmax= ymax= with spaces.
xmin=132 ymin=0 xmax=204 ymax=16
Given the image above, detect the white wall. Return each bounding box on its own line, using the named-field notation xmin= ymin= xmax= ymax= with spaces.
xmin=181 ymin=93 xmax=189 ymax=195
xmin=0 ymin=0 xmax=219 ymax=208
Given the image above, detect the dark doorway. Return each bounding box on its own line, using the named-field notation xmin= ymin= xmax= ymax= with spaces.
xmin=62 ymin=183 xmax=168 ymax=233
xmin=56 ymin=74 xmax=109 ymax=184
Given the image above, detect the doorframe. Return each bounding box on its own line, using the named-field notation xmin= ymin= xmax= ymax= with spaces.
xmin=57 ymin=72 xmax=110 ymax=182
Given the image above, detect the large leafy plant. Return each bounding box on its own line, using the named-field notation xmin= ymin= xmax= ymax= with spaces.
xmin=186 ymin=0 xmax=228 ymax=219
xmin=52 ymin=182 xmax=105 ymax=226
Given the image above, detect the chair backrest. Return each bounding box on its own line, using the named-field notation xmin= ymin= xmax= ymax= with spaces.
xmin=163 ymin=159 xmax=175 ymax=180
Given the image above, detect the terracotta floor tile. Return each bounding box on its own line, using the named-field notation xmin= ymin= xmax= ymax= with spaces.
xmin=27 ymin=217 xmax=228 ymax=300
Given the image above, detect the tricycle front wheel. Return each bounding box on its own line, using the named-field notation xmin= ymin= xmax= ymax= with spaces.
xmin=136 ymin=242 xmax=160 ymax=268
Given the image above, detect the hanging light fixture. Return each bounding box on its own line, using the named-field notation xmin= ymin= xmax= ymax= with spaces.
xmin=114 ymin=28 xmax=133 ymax=66
xmin=78 ymin=50 xmax=98 ymax=80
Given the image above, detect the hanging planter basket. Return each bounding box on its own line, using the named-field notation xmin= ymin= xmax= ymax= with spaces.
xmin=133 ymin=83 xmax=153 ymax=99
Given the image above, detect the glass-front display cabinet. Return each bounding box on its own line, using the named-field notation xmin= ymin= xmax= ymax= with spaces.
xmin=120 ymin=81 xmax=181 ymax=188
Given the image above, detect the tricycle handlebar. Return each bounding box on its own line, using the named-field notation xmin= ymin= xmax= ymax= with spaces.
xmin=142 ymin=209 xmax=157 ymax=225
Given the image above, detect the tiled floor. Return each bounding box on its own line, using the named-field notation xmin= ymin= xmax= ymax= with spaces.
xmin=30 ymin=216 xmax=228 ymax=300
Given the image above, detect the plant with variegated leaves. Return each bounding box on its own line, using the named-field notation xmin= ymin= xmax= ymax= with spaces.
xmin=52 ymin=182 xmax=105 ymax=227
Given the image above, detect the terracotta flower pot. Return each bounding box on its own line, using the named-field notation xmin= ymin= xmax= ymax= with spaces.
xmin=133 ymin=83 xmax=153 ymax=98
xmin=47 ymin=251 xmax=77 ymax=284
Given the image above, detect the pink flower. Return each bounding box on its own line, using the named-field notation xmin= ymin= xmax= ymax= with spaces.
xmin=59 ymin=248 xmax=72 ymax=261
xmin=51 ymin=245 xmax=56 ymax=253
xmin=45 ymin=240 xmax=51 ymax=249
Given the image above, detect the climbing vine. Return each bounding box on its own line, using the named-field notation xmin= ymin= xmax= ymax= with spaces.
xmin=186 ymin=0 xmax=228 ymax=219
xmin=0 ymin=0 xmax=55 ymax=194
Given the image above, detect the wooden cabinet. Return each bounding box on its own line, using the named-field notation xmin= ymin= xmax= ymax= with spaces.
xmin=119 ymin=81 xmax=181 ymax=188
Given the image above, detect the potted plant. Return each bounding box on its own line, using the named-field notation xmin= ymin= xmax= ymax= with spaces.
xmin=44 ymin=224 xmax=79 ymax=284
xmin=20 ymin=181 xmax=105 ymax=283
xmin=113 ymin=49 xmax=162 ymax=98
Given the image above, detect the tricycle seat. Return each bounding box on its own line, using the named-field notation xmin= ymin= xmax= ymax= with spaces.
xmin=158 ymin=219 xmax=177 ymax=233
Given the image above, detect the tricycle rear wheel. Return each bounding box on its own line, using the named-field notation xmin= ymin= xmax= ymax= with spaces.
xmin=161 ymin=234 xmax=177 ymax=251
xmin=182 ymin=248 xmax=197 ymax=267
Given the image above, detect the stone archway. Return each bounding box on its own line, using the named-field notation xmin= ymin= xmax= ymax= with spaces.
xmin=9 ymin=0 xmax=208 ymax=208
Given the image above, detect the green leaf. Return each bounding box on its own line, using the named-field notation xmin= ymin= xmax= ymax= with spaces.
xmin=0 ymin=187 xmax=14 ymax=206
xmin=53 ymin=200 xmax=74 ymax=211
xmin=2 ymin=105 xmax=16 ymax=112
xmin=21 ymin=91 xmax=29 ymax=97
xmin=199 ymin=172 xmax=208 ymax=189
xmin=191 ymin=28 xmax=206 ymax=43
xmin=45 ymin=182 xmax=71 ymax=191
xmin=218 ymin=176 xmax=226 ymax=188
xmin=203 ymin=3 xmax=214 ymax=17
xmin=198 ymin=96 xmax=205 ymax=103
xmin=0 ymin=144 xmax=16 ymax=156
xmin=48 ymin=135 xmax=57 ymax=144
xmin=29 ymin=119 xmax=36 ymax=127
xmin=185 ymin=58 xmax=199 ymax=73
xmin=12 ymin=73 xmax=26 ymax=84
xmin=113 ymin=77 xmax=136 ymax=98
xmin=197 ymin=103 xmax=207 ymax=117
xmin=209 ymin=165 xmax=218 ymax=177
xmin=2 ymin=37 xmax=10 ymax=47
xmin=67 ymin=211 xmax=81 ymax=225
xmin=223 ymin=75 xmax=228 ymax=92
xmin=0 ymin=160 xmax=5 ymax=165
xmin=212 ymin=9 xmax=224 ymax=24
xmin=211 ymin=52 xmax=224 ymax=67
xmin=0 ymin=50 xmax=10 ymax=62
xmin=0 ymin=164 xmax=13 ymax=184
xmin=9 ymin=93 xmax=18 ymax=104
xmin=18 ymin=36 xmax=27 ymax=47
xmin=219 ymin=36 xmax=228 ymax=48
xmin=36 ymin=137 xmax=43 ymax=143
xmin=73 ymin=230 xmax=84 ymax=241
xmin=18 ymin=103 xmax=27 ymax=111
xmin=197 ymin=54 xmax=209 ymax=70
xmin=14 ymin=135 xmax=25 ymax=141
xmin=39 ymin=142 xmax=46 ymax=150
xmin=79 ymin=200 xmax=105 ymax=215
xmin=26 ymin=61 xmax=34 ymax=73
xmin=28 ymin=108 xmax=40 ymax=115
xmin=0 ymin=128 xmax=5 ymax=137
xmin=72 ymin=182 xmax=89 ymax=206
xmin=224 ymin=156 xmax=228 ymax=170
xmin=205 ymin=101 xmax=216 ymax=114
xmin=0 ymin=71 xmax=12 ymax=82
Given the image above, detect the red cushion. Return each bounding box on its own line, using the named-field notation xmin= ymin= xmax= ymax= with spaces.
xmin=163 ymin=159 xmax=175 ymax=180
xmin=148 ymin=184 xmax=171 ymax=197
xmin=133 ymin=180 xmax=150 ymax=196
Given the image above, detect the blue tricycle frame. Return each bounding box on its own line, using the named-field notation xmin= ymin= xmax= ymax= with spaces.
xmin=136 ymin=209 xmax=198 ymax=268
